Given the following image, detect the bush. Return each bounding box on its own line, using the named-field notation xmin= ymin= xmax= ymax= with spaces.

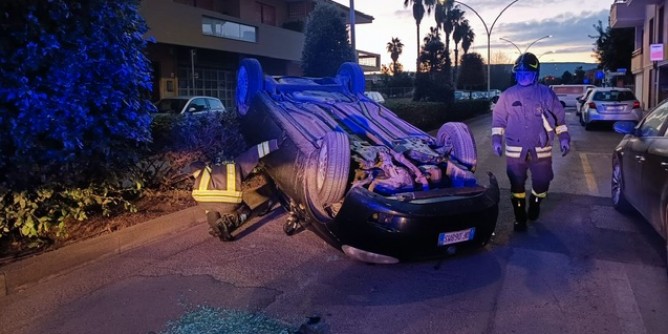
xmin=385 ymin=99 xmax=490 ymax=131
xmin=142 ymin=112 xmax=247 ymax=191
xmin=0 ymin=111 xmax=247 ymax=245
xmin=0 ymin=0 xmax=155 ymax=191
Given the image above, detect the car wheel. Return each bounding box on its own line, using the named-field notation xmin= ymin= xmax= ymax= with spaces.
xmin=336 ymin=62 xmax=365 ymax=95
xmin=436 ymin=122 xmax=477 ymax=172
xmin=236 ymin=58 xmax=264 ymax=117
xmin=305 ymin=131 xmax=350 ymax=220
xmin=560 ymin=101 xmax=566 ymax=108
xmin=611 ymin=156 xmax=633 ymax=213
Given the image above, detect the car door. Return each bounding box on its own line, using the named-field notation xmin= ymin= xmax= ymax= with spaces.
xmin=185 ymin=98 xmax=209 ymax=114
xmin=642 ymin=107 xmax=668 ymax=239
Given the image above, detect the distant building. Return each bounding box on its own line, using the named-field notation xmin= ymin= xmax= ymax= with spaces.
xmin=139 ymin=0 xmax=378 ymax=106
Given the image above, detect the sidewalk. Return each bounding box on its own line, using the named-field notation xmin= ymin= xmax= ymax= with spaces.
xmin=0 ymin=206 xmax=208 ymax=296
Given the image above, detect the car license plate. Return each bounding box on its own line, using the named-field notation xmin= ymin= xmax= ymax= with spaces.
xmin=438 ymin=228 xmax=475 ymax=246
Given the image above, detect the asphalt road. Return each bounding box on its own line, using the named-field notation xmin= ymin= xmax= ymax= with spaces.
xmin=1 ymin=108 xmax=667 ymax=334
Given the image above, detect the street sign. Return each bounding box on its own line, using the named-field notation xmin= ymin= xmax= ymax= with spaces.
xmin=650 ymin=44 xmax=664 ymax=61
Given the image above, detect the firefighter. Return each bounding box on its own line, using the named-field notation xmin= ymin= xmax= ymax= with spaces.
xmin=491 ymin=52 xmax=571 ymax=231
xmin=192 ymin=140 xmax=278 ymax=241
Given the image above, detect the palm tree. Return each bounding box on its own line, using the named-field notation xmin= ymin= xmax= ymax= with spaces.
xmin=453 ymin=19 xmax=469 ymax=68
xmin=461 ymin=28 xmax=475 ymax=55
xmin=419 ymin=26 xmax=445 ymax=74
xmin=386 ymin=37 xmax=405 ymax=74
xmin=403 ymin=0 xmax=437 ymax=71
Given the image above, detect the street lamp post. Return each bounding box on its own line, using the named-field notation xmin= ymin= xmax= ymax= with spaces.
xmin=525 ymin=35 xmax=551 ymax=52
xmin=500 ymin=35 xmax=552 ymax=55
xmin=499 ymin=37 xmax=521 ymax=55
xmin=450 ymin=0 xmax=522 ymax=92
xmin=537 ymin=50 xmax=554 ymax=59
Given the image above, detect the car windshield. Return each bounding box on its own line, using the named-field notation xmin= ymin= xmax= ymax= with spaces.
xmin=155 ymin=99 xmax=188 ymax=114
xmin=592 ymin=90 xmax=636 ymax=102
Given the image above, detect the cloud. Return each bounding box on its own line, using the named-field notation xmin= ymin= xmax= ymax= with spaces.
xmin=491 ymin=9 xmax=608 ymax=53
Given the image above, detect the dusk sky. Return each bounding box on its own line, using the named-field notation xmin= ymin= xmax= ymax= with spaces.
xmin=333 ymin=0 xmax=611 ymax=70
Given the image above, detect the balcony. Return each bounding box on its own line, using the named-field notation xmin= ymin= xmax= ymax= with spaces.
xmin=610 ymin=0 xmax=646 ymax=28
xmin=140 ymin=0 xmax=305 ymax=61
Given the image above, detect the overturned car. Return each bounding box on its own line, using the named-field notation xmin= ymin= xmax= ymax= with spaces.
xmin=235 ymin=59 xmax=499 ymax=263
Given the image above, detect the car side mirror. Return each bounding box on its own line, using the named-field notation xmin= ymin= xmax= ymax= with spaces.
xmin=613 ymin=121 xmax=637 ymax=135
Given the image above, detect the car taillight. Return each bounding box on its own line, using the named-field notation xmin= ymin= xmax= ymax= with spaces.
xmin=633 ymin=100 xmax=640 ymax=109
xmin=588 ymin=102 xmax=596 ymax=109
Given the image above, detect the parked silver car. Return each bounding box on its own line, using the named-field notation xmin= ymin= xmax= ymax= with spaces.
xmin=579 ymin=87 xmax=642 ymax=130
xmin=154 ymin=96 xmax=226 ymax=115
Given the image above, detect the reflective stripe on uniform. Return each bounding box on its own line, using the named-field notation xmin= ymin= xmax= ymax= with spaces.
xmin=257 ymin=141 xmax=271 ymax=158
xmin=492 ymin=127 xmax=505 ymax=136
xmin=505 ymin=145 xmax=522 ymax=158
xmin=532 ymin=189 xmax=548 ymax=198
xmin=192 ymin=164 xmax=243 ymax=204
xmin=541 ymin=113 xmax=554 ymax=132
xmin=506 ymin=145 xmax=553 ymax=159
xmin=555 ymin=125 xmax=568 ymax=134
xmin=512 ymin=192 xmax=526 ymax=199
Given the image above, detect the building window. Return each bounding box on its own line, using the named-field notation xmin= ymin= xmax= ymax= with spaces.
xmin=202 ymin=17 xmax=257 ymax=42
xmin=659 ymin=7 xmax=665 ymax=43
xmin=255 ymin=2 xmax=276 ymax=26
xmin=288 ymin=2 xmax=307 ymax=20
xmin=174 ymin=0 xmax=214 ymax=11
xmin=650 ymin=18 xmax=654 ymax=44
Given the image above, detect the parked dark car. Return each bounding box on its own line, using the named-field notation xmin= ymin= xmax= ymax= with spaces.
xmin=154 ymin=96 xmax=226 ymax=115
xmin=235 ymin=58 xmax=499 ymax=264
xmin=612 ymin=98 xmax=668 ymax=266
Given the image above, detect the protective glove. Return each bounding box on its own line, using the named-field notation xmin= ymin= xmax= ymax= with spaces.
xmin=558 ymin=132 xmax=571 ymax=157
xmin=492 ymin=135 xmax=503 ymax=157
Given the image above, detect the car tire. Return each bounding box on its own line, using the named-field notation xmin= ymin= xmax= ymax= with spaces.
xmin=236 ymin=58 xmax=264 ymax=117
xmin=337 ymin=62 xmax=365 ymax=95
xmin=560 ymin=101 xmax=566 ymax=108
xmin=305 ymin=131 xmax=350 ymax=219
xmin=611 ymin=156 xmax=633 ymax=213
xmin=435 ymin=122 xmax=477 ymax=172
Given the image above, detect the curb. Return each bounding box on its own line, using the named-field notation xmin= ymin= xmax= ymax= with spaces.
xmin=0 ymin=206 xmax=208 ymax=296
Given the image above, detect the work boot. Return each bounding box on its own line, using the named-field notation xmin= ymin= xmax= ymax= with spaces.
xmin=511 ymin=197 xmax=527 ymax=232
xmin=528 ymin=194 xmax=543 ymax=220
xmin=207 ymin=211 xmax=234 ymax=241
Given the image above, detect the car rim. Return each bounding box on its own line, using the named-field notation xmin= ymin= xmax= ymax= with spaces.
xmin=317 ymin=144 xmax=328 ymax=192
xmin=611 ymin=162 xmax=622 ymax=204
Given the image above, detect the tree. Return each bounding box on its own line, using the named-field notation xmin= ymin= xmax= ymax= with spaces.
xmin=438 ymin=2 xmax=464 ymax=67
xmin=561 ymin=71 xmax=574 ymax=84
xmin=403 ymin=0 xmax=437 ymax=70
xmin=457 ymin=52 xmax=486 ymax=91
xmin=574 ymin=66 xmax=585 ymax=84
xmin=591 ymin=20 xmax=633 ymax=72
xmin=0 ymin=0 xmax=154 ymax=189
xmin=301 ymin=2 xmax=354 ymax=77
xmin=419 ymin=27 xmax=447 ymax=74
xmin=386 ymin=37 xmax=405 ymax=74
xmin=461 ymin=26 xmax=475 ymax=54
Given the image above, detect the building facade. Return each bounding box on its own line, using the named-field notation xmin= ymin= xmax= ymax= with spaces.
xmin=611 ymin=0 xmax=668 ymax=109
xmin=139 ymin=0 xmax=378 ymax=107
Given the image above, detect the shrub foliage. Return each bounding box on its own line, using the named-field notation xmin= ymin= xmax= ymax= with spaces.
xmin=0 ymin=0 xmax=157 ymax=245
xmin=0 ymin=0 xmax=155 ymax=190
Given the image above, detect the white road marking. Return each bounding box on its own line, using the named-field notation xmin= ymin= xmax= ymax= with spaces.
xmin=579 ymin=152 xmax=599 ymax=195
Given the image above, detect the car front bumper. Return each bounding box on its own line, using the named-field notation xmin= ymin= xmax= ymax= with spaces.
xmin=323 ymin=173 xmax=500 ymax=262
